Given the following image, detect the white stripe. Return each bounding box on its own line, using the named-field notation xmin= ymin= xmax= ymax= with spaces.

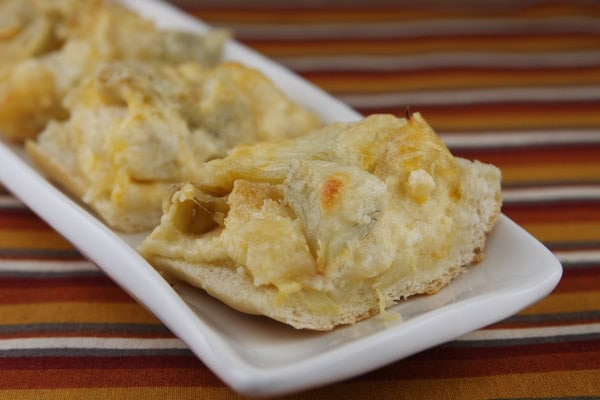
xmin=227 ymin=16 xmax=600 ymax=40
xmin=441 ymin=129 xmax=600 ymax=148
xmin=502 ymin=185 xmax=600 ymax=203
xmin=459 ymin=323 xmax=600 ymax=341
xmin=554 ymin=250 xmax=600 ymax=265
xmin=0 ymin=260 xmax=98 ymax=273
xmin=339 ymin=85 xmax=600 ymax=108
xmin=0 ymin=337 xmax=186 ymax=350
xmin=277 ymin=51 xmax=600 ymax=72
xmin=0 ymin=195 xmax=24 ymax=209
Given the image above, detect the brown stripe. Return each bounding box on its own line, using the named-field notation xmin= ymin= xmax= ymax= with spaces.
xmin=190 ymin=4 xmax=600 ymax=22
xmin=303 ymin=67 xmax=600 ymax=93
xmin=0 ymin=250 xmax=84 ymax=261
xmin=245 ymin=34 xmax=600 ymax=56
xmin=491 ymin=317 xmax=600 ymax=329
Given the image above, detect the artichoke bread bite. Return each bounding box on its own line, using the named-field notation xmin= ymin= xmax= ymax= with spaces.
xmin=26 ymin=61 xmax=322 ymax=232
xmin=0 ymin=0 xmax=227 ymax=141
xmin=139 ymin=113 xmax=503 ymax=331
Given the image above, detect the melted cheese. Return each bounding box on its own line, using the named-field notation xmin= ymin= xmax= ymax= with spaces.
xmin=29 ymin=61 xmax=321 ymax=231
xmin=141 ymin=113 xmax=466 ymax=304
xmin=0 ymin=0 xmax=228 ymax=140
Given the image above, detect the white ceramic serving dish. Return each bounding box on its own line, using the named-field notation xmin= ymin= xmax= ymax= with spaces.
xmin=0 ymin=0 xmax=562 ymax=396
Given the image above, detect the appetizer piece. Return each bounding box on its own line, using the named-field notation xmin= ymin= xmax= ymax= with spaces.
xmin=140 ymin=113 xmax=502 ymax=330
xmin=26 ymin=61 xmax=322 ymax=232
xmin=0 ymin=0 xmax=227 ymax=141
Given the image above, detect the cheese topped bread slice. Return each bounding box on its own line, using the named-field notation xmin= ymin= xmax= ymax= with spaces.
xmin=26 ymin=61 xmax=322 ymax=232
xmin=0 ymin=0 xmax=227 ymax=141
xmin=139 ymin=113 xmax=502 ymax=331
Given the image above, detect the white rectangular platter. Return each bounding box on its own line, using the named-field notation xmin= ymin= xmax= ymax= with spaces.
xmin=0 ymin=0 xmax=562 ymax=396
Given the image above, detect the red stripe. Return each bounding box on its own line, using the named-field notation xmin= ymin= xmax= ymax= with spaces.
xmin=0 ymin=345 xmax=597 ymax=386
xmin=0 ymin=357 xmax=224 ymax=388
xmin=0 ymin=355 xmax=202 ymax=370
xmin=0 ymin=210 xmax=52 ymax=230
xmin=361 ymin=348 xmax=600 ymax=380
xmin=553 ymin=267 xmax=600 ymax=293
xmin=0 ymin=277 xmax=133 ymax=303
xmin=503 ymin=201 xmax=600 ymax=224
xmin=0 ymin=276 xmax=115 ymax=288
xmin=0 ymin=253 xmax=85 ymax=261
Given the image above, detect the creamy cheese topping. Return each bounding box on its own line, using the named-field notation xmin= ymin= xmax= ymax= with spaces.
xmin=141 ymin=113 xmax=466 ymax=300
xmin=29 ymin=60 xmax=321 ymax=231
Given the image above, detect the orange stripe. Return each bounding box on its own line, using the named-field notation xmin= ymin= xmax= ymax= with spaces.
xmin=500 ymin=163 xmax=600 ymax=185
xmin=419 ymin=108 xmax=600 ymax=132
xmin=521 ymin=222 xmax=600 ymax=242
xmin=520 ymin=292 xmax=600 ymax=315
xmin=0 ymin=370 xmax=598 ymax=398
xmin=0 ymin=303 xmax=160 ymax=324
xmin=0 ymin=230 xmax=74 ymax=250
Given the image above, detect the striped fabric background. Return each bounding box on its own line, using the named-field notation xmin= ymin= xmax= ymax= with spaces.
xmin=1 ymin=0 xmax=599 ymax=398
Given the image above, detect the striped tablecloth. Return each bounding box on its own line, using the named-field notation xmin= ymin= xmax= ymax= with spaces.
xmin=1 ymin=0 xmax=599 ymax=398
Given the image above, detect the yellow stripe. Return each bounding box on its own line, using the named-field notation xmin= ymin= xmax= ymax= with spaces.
xmin=521 ymin=222 xmax=600 ymax=242
xmin=0 ymin=370 xmax=598 ymax=399
xmin=0 ymin=303 xmax=160 ymax=324
xmin=500 ymin=163 xmax=600 ymax=186
xmin=520 ymin=292 xmax=600 ymax=315
xmin=0 ymin=230 xmax=74 ymax=250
